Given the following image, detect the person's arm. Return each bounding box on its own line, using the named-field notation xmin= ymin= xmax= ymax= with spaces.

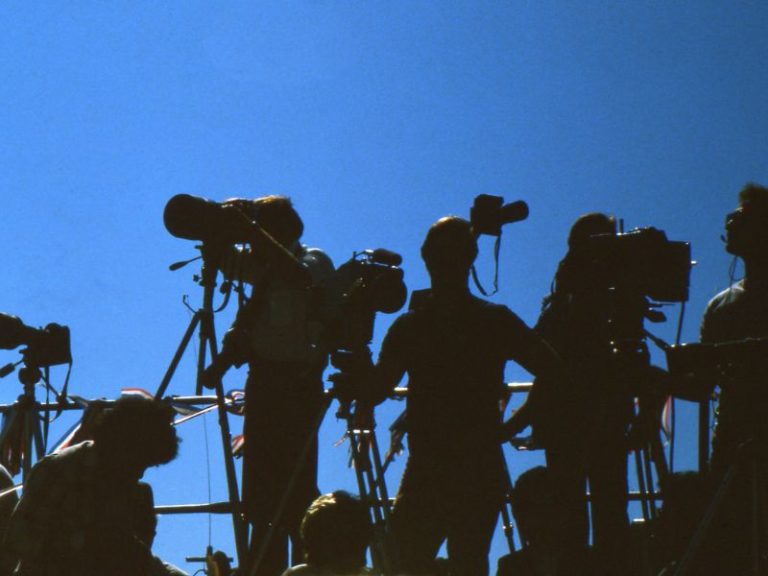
xmin=659 ymin=301 xmax=720 ymax=402
xmin=503 ymin=309 xmax=567 ymax=384
xmin=499 ymin=309 xmax=568 ymax=440
xmin=361 ymin=315 xmax=410 ymax=407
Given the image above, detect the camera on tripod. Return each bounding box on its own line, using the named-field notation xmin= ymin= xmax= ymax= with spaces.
xmin=0 ymin=313 xmax=72 ymax=369
xmin=585 ymin=227 xmax=692 ymax=303
xmin=324 ymin=249 xmax=407 ymax=406
xmin=325 ymin=249 xmax=408 ymax=352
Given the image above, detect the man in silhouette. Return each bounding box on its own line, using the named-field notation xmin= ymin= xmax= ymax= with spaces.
xmin=5 ymin=396 xmax=182 ymax=576
xmin=209 ymin=196 xmax=334 ymax=576
xmin=365 ymin=216 xmax=563 ymax=576
xmin=701 ymin=182 xmax=768 ymax=468
xmin=508 ymin=213 xmax=638 ymax=575
xmin=696 ymin=182 xmax=768 ymax=574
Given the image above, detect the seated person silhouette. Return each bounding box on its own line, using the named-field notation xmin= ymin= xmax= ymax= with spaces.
xmin=497 ymin=466 xmax=591 ymax=576
xmin=5 ymin=396 xmax=184 ymax=576
xmin=281 ymin=491 xmax=371 ymax=576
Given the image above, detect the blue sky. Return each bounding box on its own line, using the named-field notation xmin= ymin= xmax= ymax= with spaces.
xmin=2 ymin=2 xmax=767 ymax=571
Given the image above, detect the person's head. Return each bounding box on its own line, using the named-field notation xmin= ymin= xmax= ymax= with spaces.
xmin=511 ymin=466 xmax=560 ymax=548
xmin=300 ymin=491 xmax=371 ymax=572
xmin=567 ymin=212 xmax=616 ymax=251
xmin=421 ymin=216 xmax=478 ymax=286
xmin=252 ymin=195 xmax=304 ymax=248
xmin=725 ymin=182 xmax=768 ymax=259
xmin=550 ymin=212 xmax=615 ymax=295
xmin=92 ymin=396 xmax=179 ymax=476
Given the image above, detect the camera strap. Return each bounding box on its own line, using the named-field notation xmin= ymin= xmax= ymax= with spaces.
xmin=470 ymin=234 xmax=502 ymax=297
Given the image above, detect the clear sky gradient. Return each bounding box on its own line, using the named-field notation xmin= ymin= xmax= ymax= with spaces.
xmin=2 ymin=2 xmax=767 ymax=571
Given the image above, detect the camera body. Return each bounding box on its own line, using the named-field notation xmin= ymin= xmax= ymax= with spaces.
xmin=585 ymin=227 xmax=692 ymax=302
xmin=0 ymin=313 xmax=72 ymax=368
xmin=470 ymin=194 xmax=529 ymax=236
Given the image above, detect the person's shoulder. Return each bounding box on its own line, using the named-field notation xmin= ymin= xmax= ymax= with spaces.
xmin=705 ymin=281 xmax=745 ymax=314
xmin=41 ymin=440 xmax=92 ymax=462
xmin=470 ymin=295 xmax=525 ymax=322
xmin=38 ymin=441 xmax=96 ymax=474
xmin=388 ymin=308 xmax=418 ymax=332
xmin=470 ymin=295 xmax=508 ymax=312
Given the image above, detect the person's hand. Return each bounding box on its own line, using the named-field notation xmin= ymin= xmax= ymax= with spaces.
xmin=501 ymin=409 xmax=531 ymax=445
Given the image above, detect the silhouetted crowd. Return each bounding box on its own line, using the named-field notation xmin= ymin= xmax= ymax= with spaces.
xmin=1 ymin=182 xmax=768 ymax=576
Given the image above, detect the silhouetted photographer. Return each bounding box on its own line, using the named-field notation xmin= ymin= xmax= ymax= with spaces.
xmin=508 ymin=213 xmax=689 ymax=575
xmin=361 ymin=216 xmax=564 ymax=576
xmin=188 ymin=195 xmax=335 ymax=576
xmin=4 ymin=396 xmax=182 ymax=576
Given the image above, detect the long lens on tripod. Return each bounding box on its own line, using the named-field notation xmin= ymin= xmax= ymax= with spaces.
xmin=164 ymin=194 xmax=250 ymax=244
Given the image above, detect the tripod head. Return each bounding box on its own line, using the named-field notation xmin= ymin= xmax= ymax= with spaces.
xmin=0 ymin=313 xmax=72 ymax=399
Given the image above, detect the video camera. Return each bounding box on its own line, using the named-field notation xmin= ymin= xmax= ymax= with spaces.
xmin=325 ymin=249 xmax=408 ymax=352
xmin=0 ymin=313 xmax=72 ymax=368
xmin=585 ymin=227 xmax=692 ymax=302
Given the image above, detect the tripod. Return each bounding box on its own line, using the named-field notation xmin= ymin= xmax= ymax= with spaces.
xmin=606 ymin=288 xmax=671 ymax=520
xmin=337 ymin=394 xmax=394 ymax=574
xmin=156 ymin=244 xmax=248 ymax=564
xmin=0 ymin=361 xmax=70 ymax=480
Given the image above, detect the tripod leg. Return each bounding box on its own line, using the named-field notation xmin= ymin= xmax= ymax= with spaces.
xmin=200 ymin=309 xmax=249 ymax=566
xmin=358 ymin=431 xmax=386 ymax=524
xmin=499 ymin=455 xmax=516 ymax=554
xmin=0 ymin=407 xmax=21 ymax=478
xmin=642 ymin=444 xmax=658 ymax=519
xmin=31 ymin=413 xmax=45 ymax=462
xmin=361 ymin=432 xmax=391 ymax=567
xmin=634 ymin=449 xmax=651 ymax=521
xmin=348 ymin=429 xmax=384 ymax=564
xmin=22 ymin=407 xmax=33 ymax=480
xmin=339 ymin=412 xmax=392 ymax=575
xmin=155 ymin=311 xmax=202 ymax=399
xmin=368 ymin=428 xmax=393 ymax=521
